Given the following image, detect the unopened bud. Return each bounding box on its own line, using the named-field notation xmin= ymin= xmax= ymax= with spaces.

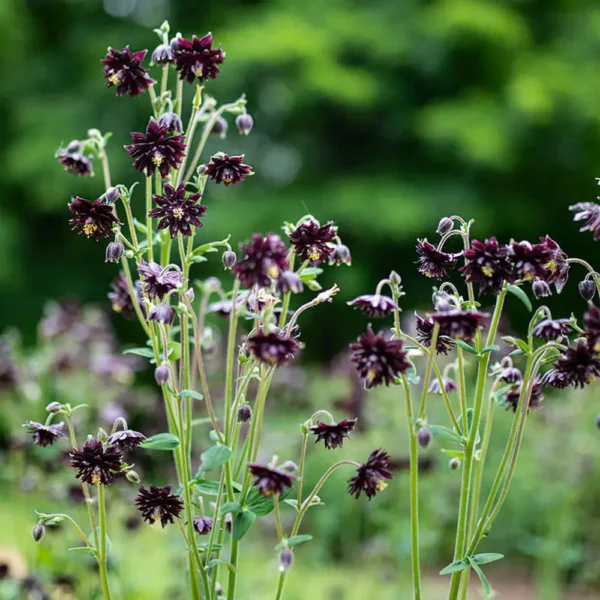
xmin=105 ymin=241 xmax=124 ymax=263
xmin=449 ymin=457 xmax=461 ymax=471
xmin=154 ymin=362 xmax=170 ymax=385
xmin=103 ymin=187 xmax=120 ymax=204
xmin=277 ymin=271 xmax=303 ymax=294
xmin=579 ymin=280 xmax=596 ymax=302
xmin=32 ymin=524 xmax=45 ymax=542
xmin=417 ymin=428 xmax=432 ymax=449
xmin=436 ymin=217 xmax=454 ymax=235
xmin=148 ymin=303 xmax=175 ymax=325
xmin=532 ymin=279 xmax=551 ymax=298
xmin=279 ymin=549 xmax=293 ymax=572
xmin=157 ymin=111 xmax=183 ymax=133
xmin=329 ymin=243 xmax=351 ymax=266
xmin=185 ymin=288 xmax=195 ymax=303
xmin=66 ymin=140 xmax=81 ymax=153
xmin=235 ymin=113 xmax=254 ymax=136
xmin=389 ymin=271 xmax=402 ymax=288
xmin=211 ymin=117 xmax=228 ymax=138
xmin=281 ymin=461 xmax=298 ymax=474
xmin=237 ymin=405 xmax=252 ymax=423
xmin=126 ymin=470 xmax=141 ymax=484
xmin=45 ymin=402 xmax=62 ymax=414
xmin=222 ymin=250 xmax=237 ymax=270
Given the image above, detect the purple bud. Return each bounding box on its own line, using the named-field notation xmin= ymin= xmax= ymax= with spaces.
xmin=148 ymin=303 xmax=176 ymax=325
xmin=417 ymin=428 xmax=431 ymax=449
xmin=157 ymin=112 xmax=183 ymax=133
xmin=152 ymin=43 xmax=173 ymax=65
xmin=185 ymin=288 xmax=195 ymax=302
xmin=32 ymin=524 xmax=45 ymax=542
xmin=66 ymin=140 xmax=81 ymax=153
xmin=436 ymin=217 xmax=454 ymax=235
xmin=169 ymin=37 xmax=180 ymax=52
xmin=281 ymin=460 xmax=298 ymax=474
xmin=222 ymin=250 xmax=237 ymax=270
xmin=532 ymin=279 xmax=551 ymax=298
xmin=154 ymin=362 xmax=170 ymax=385
xmin=45 ymin=402 xmax=62 ymax=414
xmin=235 ymin=113 xmax=254 ymax=136
xmin=277 ymin=271 xmax=303 ymax=294
xmin=579 ymin=280 xmax=596 ymax=302
xmin=329 ymin=244 xmax=351 ymax=266
xmin=211 ymin=117 xmax=228 ymax=138
xmin=279 ymin=549 xmax=293 ymax=572
xmin=237 ymin=404 xmax=252 ymax=423
xmin=449 ymin=457 xmax=461 ymax=471
xmin=105 ymin=241 xmax=124 ymax=263
xmin=103 ymin=187 xmax=120 ymax=204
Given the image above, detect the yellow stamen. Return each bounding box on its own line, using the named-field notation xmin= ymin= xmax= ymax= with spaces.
xmin=172 ymin=207 xmax=185 ymax=220
xmin=91 ymin=470 xmax=101 ymax=485
xmin=108 ymin=72 xmax=120 ymax=86
xmin=375 ymin=479 xmax=388 ymax=492
xmin=307 ymin=246 xmax=321 ymax=262
xmin=151 ymin=509 xmax=161 ymax=523
xmin=83 ymin=223 xmax=98 ymax=237
xmin=152 ymin=152 xmax=164 ymax=166
xmin=482 ymin=265 xmax=494 ymax=277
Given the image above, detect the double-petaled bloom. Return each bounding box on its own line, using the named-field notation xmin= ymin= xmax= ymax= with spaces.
xmin=415 ymin=314 xmax=454 ymax=354
xmin=70 ymin=439 xmax=123 ymax=486
xmin=173 ymin=33 xmax=225 ymax=84
xmin=106 ymin=429 xmax=146 ymax=452
xmin=570 ymin=201 xmax=600 ymax=240
xmin=204 ymin=153 xmax=253 ymax=186
xmin=149 ymin=183 xmax=207 ymax=237
xmin=247 ymin=329 xmax=300 ymax=366
xmin=138 ymin=261 xmax=183 ymax=300
xmin=68 ymin=196 xmax=120 ymax=240
xmin=541 ymin=236 xmax=569 ymax=293
xmin=57 ymin=151 xmax=93 ymax=176
xmin=551 ymin=340 xmax=600 ymax=388
xmin=416 ymin=239 xmax=459 ymax=279
xmin=460 ymin=237 xmax=514 ymax=294
xmin=125 ymin=120 xmax=186 ymax=178
xmin=430 ymin=306 xmax=487 ymax=344
xmin=531 ymin=318 xmax=572 ymax=342
xmin=289 ymin=220 xmax=336 ymax=265
xmin=348 ymin=449 xmax=393 ymax=500
xmin=348 ymin=294 xmax=399 ymax=318
xmin=135 ymin=485 xmax=184 ymax=527
xmin=248 ymin=463 xmax=295 ymax=497
xmin=309 ymin=419 xmax=357 ymax=450
xmin=509 ymin=240 xmax=553 ymax=282
xmin=232 ymin=233 xmax=289 ymax=287
xmin=101 ymin=47 xmax=154 ymax=97
xmin=108 ymin=272 xmax=144 ymax=318
xmin=24 ymin=421 xmax=65 ymax=447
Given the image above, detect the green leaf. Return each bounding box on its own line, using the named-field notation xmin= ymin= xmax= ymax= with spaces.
xmin=198 ymin=444 xmax=232 ymax=473
xmin=275 ymin=535 xmax=313 ymax=551
xmin=479 ymin=344 xmax=499 ymax=355
xmin=507 ymin=284 xmax=532 ymax=312
xmin=440 ymin=560 xmax=469 ymax=575
xmin=468 ymin=557 xmax=492 ymax=596
xmin=232 ymin=510 xmax=256 ymax=541
xmin=190 ymin=255 xmax=208 ymax=263
xmin=180 ymin=389 xmax=204 ymax=401
xmin=429 ymin=425 xmax=463 ymax=446
xmin=245 ymin=487 xmax=292 ymax=517
xmin=123 ymin=347 xmax=155 ymax=359
xmin=190 ymin=479 xmax=243 ymax=495
xmin=140 ymin=433 xmax=180 ymax=451
xmin=220 ymin=502 xmax=243 ymax=516
xmin=168 ymin=342 xmax=182 ymax=361
xmin=133 ymin=218 xmax=148 ymax=235
xmin=299 ymin=267 xmax=323 ymax=283
xmin=471 ymin=553 xmax=504 ymax=565
xmin=68 ymin=546 xmax=96 ymax=556
xmin=457 ymin=408 xmax=481 ymax=444
xmin=207 ymin=558 xmax=236 ymax=573
xmin=198 ymin=542 xmax=223 ymax=552
xmin=454 ymin=339 xmax=478 ymax=354
xmin=283 ymin=499 xmax=299 ymax=511
xmin=440 ymin=449 xmax=465 ymax=459
xmin=515 ymin=339 xmax=531 ymax=355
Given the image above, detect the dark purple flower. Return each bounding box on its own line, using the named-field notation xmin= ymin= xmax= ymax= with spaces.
xmin=504 ymin=380 xmax=544 ymax=412
xmin=431 ymin=307 xmax=487 ymax=343
xmin=70 ymin=439 xmax=123 ymax=485
xmin=135 ymin=485 xmax=184 ymax=527
xmin=148 ymin=303 xmax=176 ymax=325
xmin=541 ymin=236 xmax=569 ymax=293
xmin=539 ymin=369 xmax=570 ymax=389
xmin=495 ymin=366 xmax=522 ymax=384
xmin=173 ymin=33 xmax=225 ymax=84
xmin=532 ymin=279 xmax=552 ymax=298
xmin=350 ymin=326 xmax=410 ymax=388
xmin=148 ymin=183 xmax=207 ymax=238
xmin=584 ymin=304 xmax=600 ymax=350
xmin=531 ymin=318 xmax=572 ymax=341
xmin=236 ymin=113 xmax=254 ymax=135
xmin=554 ymin=341 xmax=600 ymax=388
xmin=570 ymin=202 xmax=600 ymax=240
xmin=125 ymin=120 xmax=186 ymax=179
xmin=192 ymin=516 xmax=213 ymax=535
xmin=415 ymin=314 xmax=454 ymax=354
xmin=348 ymin=449 xmax=393 ymax=500
xmin=509 ymin=240 xmax=553 ymax=282
xmin=416 ymin=239 xmax=459 ymax=279
xmin=289 ymin=220 xmax=336 ymax=265
xmin=329 ymin=243 xmax=352 ymax=266
xmin=211 ymin=116 xmax=228 ymax=138
xmin=232 ymin=233 xmax=289 ymax=287
xmin=309 ymin=419 xmax=357 ymax=449
xmin=68 ymin=196 xmax=120 ymax=240
xmin=277 ymin=271 xmax=303 ymax=294
xmin=204 ymin=153 xmax=253 ymax=186
xmin=348 ymin=294 xmax=399 ymax=319
xmin=105 ymin=241 xmax=124 ymax=263
xmin=24 ymin=421 xmax=65 ymax=447
xmin=248 ymin=463 xmax=295 ymax=497
xmin=138 ymin=261 xmax=183 ymax=300
xmin=579 ymin=280 xmax=596 ymax=302
xmin=101 ymin=47 xmax=154 ymax=97
xmin=247 ymin=330 xmax=300 ymax=366
xmin=151 ymin=43 xmax=173 ymax=65
xmin=108 ymin=272 xmax=144 ymax=319
xmin=106 ymin=429 xmax=146 ymax=452
xmin=460 ymin=238 xmax=514 ymax=295
xmin=57 ymin=152 xmax=93 ymax=176
xmin=157 ymin=112 xmax=183 ymax=133
xmin=428 ymin=377 xmax=457 ymax=395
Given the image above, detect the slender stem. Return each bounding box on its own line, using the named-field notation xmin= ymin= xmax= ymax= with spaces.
xmin=417 ymin=324 xmax=439 ymax=418
xmin=120 ymin=258 xmax=151 ymax=337
xmin=146 ymin=176 xmax=154 ymax=262
xmin=275 ymin=572 xmax=287 ymax=600
xmin=175 ymin=78 xmax=184 ymax=117
xmin=456 ymin=348 xmax=468 ymax=425
xmin=177 ymin=87 xmax=203 ymax=186
xmin=99 ymin=146 xmax=112 ymax=189
xmin=177 ymin=520 xmax=203 ymax=600
xmin=227 ymin=540 xmax=239 ymax=600
xmin=273 ymin=495 xmax=284 ymax=542
xmin=43 ymin=513 xmax=94 ymax=550
xmin=97 ymin=485 xmax=112 ymax=600
xmin=224 ymin=280 xmax=241 ymax=445
xmin=160 ymin=65 xmax=169 ymax=96
xmin=296 ymin=432 xmax=309 ymax=508
xmin=148 ymin=85 xmax=158 ymax=116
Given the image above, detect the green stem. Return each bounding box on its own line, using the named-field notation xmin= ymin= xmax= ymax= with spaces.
xmin=160 ymin=64 xmax=169 ymax=96
xmin=456 ymin=348 xmax=468 ymax=425
xmin=146 ymin=176 xmax=154 ymax=262
xmin=296 ymin=431 xmax=309 ymax=508
xmin=97 ymin=485 xmax=112 ymax=600
xmin=275 ymin=572 xmax=287 ymax=600
xmin=417 ymin=323 xmax=439 ymax=418
xmin=43 ymin=513 xmax=94 ymax=551
xmin=227 ymin=540 xmax=239 ymax=600
xmin=224 ymin=280 xmax=241 ymax=445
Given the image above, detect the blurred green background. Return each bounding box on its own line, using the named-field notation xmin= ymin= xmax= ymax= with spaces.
xmin=2 ymin=0 xmax=600 ymax=598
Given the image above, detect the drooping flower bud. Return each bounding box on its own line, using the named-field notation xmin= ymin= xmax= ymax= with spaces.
xmin=237 ymin=404 xmax=252 ymax=423
xmin=211 ymin=117 xmax=229 ymax=139
xmin=277 ymin=271 xmax=303 ymax=294
xmin=579 ymin=280 xmax=596 ymax=302
xmin=32 ymin=524 xmax=45 ymax=542
xmin=106 ymin=241 xmax=124 ymax=263
xmin=417 ymin=428 xmax=432 ymax=449
xmin=532 ymin=279 xmax=551 ymax=298
xmin=103 ymin=187 xmax=120 ymax=204
xmin=148 ymin=303 xmax=176 ymax=325
xmin=126 ymin=470 xmax=141 ymax=484
xmin=222 ymin=250 xmax=237 ymax=270
xmin=235 ymin=113 xmax=254 ymax=136
xmin=279 ymin=549 xmax=293 ymax=572
xmin=437 ymin=217 xmax=454 ymax=235
xmin=154 ymin=362 xmax=170 ymax=385
xmin=157 ymin=112 xmax=183 ymax=133
xmin=45 ymin=402 xmax=63 ymax=414
xmin=280 ymin=460 xmax=298 ymax=474
xmin=328 ymin=243 xmax=352 ymax=266
xmin=151 ymin=43 xmax=173 ymax=65
xmin=66 ymin=140 xmax=81 ymax=153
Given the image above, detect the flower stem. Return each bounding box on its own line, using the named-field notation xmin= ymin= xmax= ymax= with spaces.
xmin=146 ymin=176 xmax=154 ymax=262
xmin=417 ymin=323 xmax=439 ymax=418
xmin=97 ymin=485 xmax=112 ymax=600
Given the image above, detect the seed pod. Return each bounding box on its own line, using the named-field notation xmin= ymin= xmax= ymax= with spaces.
xmin=279 ymin=549 xmax=293 ymax=572
xmin=237 ymin=405 xmax=252 ymax=423
xmin=154 ymin=362 xmax=170 ymax=385
xmin=222 ymin=250 xmax=237 ymax=270
xmin=437 ymin=217 xmax=454 ymax=235
xmin=105 ymin=241 xmax=124 ymax=263
xmin=579 ymin=280 xmax=596 ymax=302
xmin=417 ymin=428 xmax=432 ymax=449
xmin=32 ymin=524 xmax=45 ymax=542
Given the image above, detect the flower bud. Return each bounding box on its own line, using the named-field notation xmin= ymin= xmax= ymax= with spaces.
xmin=277 ymin=271 xmax=303 ymax=294
xmin=103 ymin=186 xmax=120 ymax=204
xmin=532 ymin=279 xmax=551 ymax=298
xmin=126 ymin=470 xmax=141 ymax=484
xmin=157 ymin=111 xmax=183 ymax=133
xmin=66 ymin=140 xmax=81 ymax=153
xmin=417 ymin=428 xmax=432 ymax=449
xmin=579 ymin=280 xmax=596 ymax=302
xmin=329 ymin=243 xmax=351 ymax=266
xmin=222 ymin=250 xmax=237 ymax=270
xmin=169 ymin=37 xmax=180 ymax=52
xmin=237 ymin=404 xmax=252 ymax=423
xmin=148 ymin=303 xmax=176 ymax=325
xmin=45 ymin=402 xmax=62 ymax=414
xmin=185 ymin=288 xmax=195 ymax=303
xmin=389 ymin=271 xmax=402 ymax=288
xmin=154 ymin=362 xmax=170 ymax=385
xmin=105 ymin=241 xmax=124 ymax=263
xmin=211 ymin=117 xmax=228 ymax=138
xmin=281 ymin=460 xmax=298 ymax=474
xmin=449 ymin=457 xmax=461 ymax=471
xmin=235 ymin=113 xmax=254 ymax=135
xmin=279 ymin=549 xmax=293 ymax=572
xmin=32 ymin=524 xmax=45 ymax=542
xmin=152 ymin=43 xmax=173 ymax=65
xmin=437 ymin=217 xmax=454 ymax=235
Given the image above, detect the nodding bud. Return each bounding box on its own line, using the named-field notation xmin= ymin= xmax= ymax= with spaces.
xmin=222 ymin=250 xmax=237 ymax=270
xmin=329 ymin=243 xmax=352 ymax=267
xmin=169 ymin=37 xmax=180 ymax=52
xmin=157 ymin=112 xmax=183 ymax=133
xmin=185 ymin=288 xmax=195 ymax=303
xmin=389 ymin=271 xmax=402 ymax=288
xmin=66 ymin=140 xmax=81 ymax=153
xmin=579 ymin=280 xmax=596 ymax=302
xmin=277 ymin=271 xmax=303 ymax=294
xmin=437 ymin=217 xmax=454 ymax=235
xmin=279 ymin=549 xmax=293 ymax=572
xmin=45 ymin=401 xmax=62 ymax=414
xmin=235 ymin=113 xmax=254 ymax=136
xmin=148 ymin=303 xmax=176 ymax=325
xmin=237 ymin=404 xmax=252 ymax=423
xmin=154 ymin=362 xmax=170 ymax=385
xmin=152 ymin=43 xmax=173 ymax=65
xmin=281 ymin=460 xmax=298 ymax=474
xmin=103 ymin=187 xmax=120 ymax=204
xmin=211 ymin=117 xmax=228 ymax=138
xmin=105 ymin=241 xmax=124 ymax=263
xmin=532 ymin=279 xmax=551 ymax=298
xmin=449 ymin=457 xmax=461 ymax=471
xmin=126 ymin=470 xmax=141 ymax=484
xmin=32 ymin=524 xmax=45 ymax=542
xmin=417 ymin=428 xmax=432 ymax=449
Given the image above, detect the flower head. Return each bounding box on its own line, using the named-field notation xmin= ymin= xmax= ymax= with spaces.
xmin=289 ymin=220 xmax=336 ymax=265
xmin=108 ymin=272 xmax=144 ymax=319
xmin=151 ymin=43 xmax=173 ymax=65
xmin=204 ymin=153 xmax=253 ymax=186
xmin=24 ymin=421 xmax=65 ymax=447
xmin=531 ymin=318 xmax=572 ymax=342
xmin=106 ymin=429 xmax=146 ymax=452
xmin=248 ymin=463 xmax=295 ymax=497
xmin=138 ymin=261 xmax=183 ymax=300
xmin=309 ymin=419 xmax=357 ymax=449
xmin=125 ymin=120 xmax=186 ymax=178
xmin=509 ymin=241 xmax=553 ymax=281
xmin=430 ymin=306 xmax=487 ymax=343
xmin=135 ymin=485 xmax=184 ymax=527
xmin=584 ymin=304 xmax=600 ymax=350
xmin=68 ymin=196 xmax=120 ymax=240
xmin=173 ymin=33 xmax=225 ymax=84
xmin=157 ymin=111 xmax=183 ymax=133
xmin=348 ymin=294 xmax=399 ymax=319
xmin=503 ymin=381 xmax=544 ymax=412
xmin=101 ymin=47 xmax=154 ymax=97
xmin=427 ymin=377 xmax=457 ymax=395
xmin=148 ymin=183 xmax=207 ymax=238
xmin=570 ymin=202 xmax=600 ymax=240
xmin=70 ymin=439 xmax=123 ymax=485
xmin=415 ymin=314 xmax=454 ymax=354
xmin=541 ymin=236 xmax=569 ymax=293
xmin=247 ymin=330 xmax=300 ymax=366
xmin=233 ymin=233 xmax=289 ymax=287
xmin=348 ymin=449 xmax=393 ymax=500
xmin=494 ymin=366 xmax=522 ymax=384
xmin=329 ymin=243 xmax=352 ymax=266
xmin=538 ymin=369 xmax=570 ymax=389
xmin=192 ymin=516 xmax=213 ymax=535
xmin=57 ymin=152 xmax=92 ymax=176
xmin=277 ymin=271 xmax=303 ymax=294
xmin=554 ymin=340 xmax=600 ymax=388
xmin=148 ymin=303 xmax=176 ymax=325
xmin=350 ymin=326 xmax=410 ymax=388
xmin=416 ymin=239 xmax=459 ymax=279
xmin=460 ymin=238 xmax=513 ymax=294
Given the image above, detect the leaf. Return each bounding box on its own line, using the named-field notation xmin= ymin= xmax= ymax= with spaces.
xmin=480 ymin=345 xmax=499 ymax=355
xmin=298 ymin=267 xmax=323 ymax=283
xmin=133 ymin=218 xmax=148 ymax=234
xmin=123 ymin=347 xmax=155 ymax=359
xmin=454 ymin=340 xmax=478 ymax=354
xmin=180 ymin=389 xmax=204 ymax=401
xmin=440 ymin=449 xmax=465 ymax=459
xmin=168 ymin=342 xmax=182 ymax=362
xmin=198 ymin=542 xmax=223 ymax=552
xmin=440 ymin=560 xmax=469 ymax=575
xmin=468 ymin=557 xmax=492 ymax=596
xmin=198 ymin=444 xmax=232 ymax=473
xmin=507 ymin=284 xmax=532 ymax=312
xmin=190 ymin=479 xmax=243 ymax=495
xmin=232 ymin=510 xmax=256 ymax=541
xmin=429 ymin=425 xmax=463 ymax=446
xmin=283 ymin=499 xmax=300 ymax=511
xmin=514 ymin=339 xmax=531 ymax=355
xmin=220 ymin=502 xmax=243 ymax=516
xmin=190 ymin=255 xmax=208 ymax=263
xmin=68 ymin=546 xmax=96 ymax=556
xmin=275 ymin=535 xmax=313 ymax=551
xmin=140 ymin=433 xmax=180 ymax=451
xmin=245 ymin=487 xmax=292 ymax=517
xmin=471 ymin=553 xmax=504 ymax=566
xmin=207 ymin=558 xmax=236 ymax=573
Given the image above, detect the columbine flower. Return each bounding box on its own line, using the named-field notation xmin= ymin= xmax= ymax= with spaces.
xmin=247 ymin=330 xmax=300 ymax=366
xmin=538 ymin=369 xmax=570 ymax=389
xmin=541 ymin=236 xmax=569 ymax=293
xmin=192 ymin=516 xmax=213 ymax=535
xmin=289 ymin=220 xmax=336 ymax=265
xmin=431 ymin=307 xmax=487 ymax=343
xmin=70 ymin=439 xmax=123 ymax=485
xmin=495 ymin=366 xmax=522 ymax=384
xmin=148 ymin=183 xmax=207 ymax=238
xmin=232 ymin=233 xmax=289 ymax=287
xmin=157 ymin=112 xmax=183 ymax=133
xmin=309 ymin=419 xmax=357 ymax=449
xmin=415 ymin=314 xmax=454 ymax=354
xmin=151 ymin=43 xmax=173 ymax=65
xmin=329 ymin=243 xmax=352 ymax=266
xmin=204 ymin=153 xmax=253 ymax=186
xmin=24 ymin=422 xmax=65 ymax=447
xmin=504 ymin=381 xmax=544 ymax=412
xmin=125 ymin=120 xmax=186 ymax=178
xmin=173 ymin=33 xmax=225 ymax=84
xmin=135 ymin=485 xmax=184 ymax=527
xmin=579 ymin=280 xmax=596 ymax=302
xmin=148 ymin=304 xmax=176 ymax=325
xmin=428 ymin=377 xmax=457 ymax=395
xmin=509 ymin=241 xmax=553 ymax=281
xmin=349 ymin=325 xmax=410 ymax=388
xmin=553 ymin=341 xmax=600 ymax=388
xmin=348 ymin=449 xmax=393 ymax=500
xmin=277 ymin=271 xmax=303 ymax=294
xmin=138 ymin=261 xmax=183 ymax=300
xmin=106 ymin=429 xmax=146 ymax=452
xmin=460 ymin=238 xmax=513 ymax=294
xmin=57 ymin=152 xmax=92 ymax=176
xmin=531 ymin=318 xmax=572 ymax=341
xmin=68 ymin=196 xmax=120 ymax=240
xmin=101 ymin=47 xmax=154 ymax=97
xmin=416 ymin=239 xmax=459 ymax=279
xmin=570 ymin=202 xmax=600 ymax=240
xmin=348 ymin=294 xmax=399 ymax=318
xmin=584 ymin=304 xmax=600 ymax=350
xmin=248 ymin=463 xmax=295 ymax=497
xmin=532 ymin=279 xmax=552 ymax=298
xmin=108 ymin=272 xmax=144 ymax=318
